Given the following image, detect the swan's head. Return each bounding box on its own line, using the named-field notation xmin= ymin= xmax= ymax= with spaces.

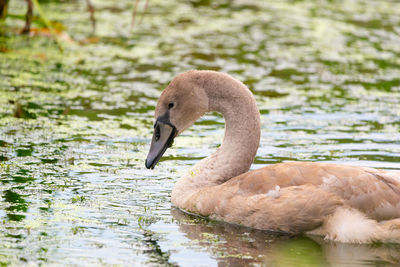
xmin=145 ymin=71 xmax=208 ymax=169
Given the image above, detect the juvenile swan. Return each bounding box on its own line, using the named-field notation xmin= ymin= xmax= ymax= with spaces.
xmin=145 ymin=70 xmax=400 ymax=243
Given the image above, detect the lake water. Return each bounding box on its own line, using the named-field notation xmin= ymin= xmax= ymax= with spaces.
xmin=1 ymin=0 xmax=400 ymax=265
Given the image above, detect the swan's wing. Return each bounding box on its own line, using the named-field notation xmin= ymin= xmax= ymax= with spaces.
xmin=227 ymin=162 xmax=400 ymax=220
xmin=189 ymin=184 xmax=343 ymax=233
xmin=353 ymin=168 xmax=400 ymax=219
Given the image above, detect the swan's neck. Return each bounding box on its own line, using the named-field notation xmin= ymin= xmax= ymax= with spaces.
xmin=172 ymin=71 xmax=261 ymax=206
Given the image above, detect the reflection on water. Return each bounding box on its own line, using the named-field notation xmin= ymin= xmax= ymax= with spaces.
xmin=0 ymin=0 xmax=400 ymax=265
xmin=163 ymin=209 xmax=400 ymax=266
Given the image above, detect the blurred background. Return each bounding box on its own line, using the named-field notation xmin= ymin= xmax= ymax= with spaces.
xmin=0 ymin=0 xmax=400 ymax=265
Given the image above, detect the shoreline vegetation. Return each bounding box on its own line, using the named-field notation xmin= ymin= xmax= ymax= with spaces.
xmin=0 ymin=0 xmax=149 ymax=35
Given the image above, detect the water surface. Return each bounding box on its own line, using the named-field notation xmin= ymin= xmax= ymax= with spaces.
xmin=1 ymin=0 xmax=400 ymax=265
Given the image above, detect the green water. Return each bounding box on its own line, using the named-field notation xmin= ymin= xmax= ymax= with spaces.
xmin=1 ymin=0 xmax=400 ymax=265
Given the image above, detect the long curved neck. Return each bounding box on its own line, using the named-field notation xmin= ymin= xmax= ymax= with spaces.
xmin=172 ymin=71 xmax=260 ymax=206
xmin=202 ymin=71 xmax=261 ymax=184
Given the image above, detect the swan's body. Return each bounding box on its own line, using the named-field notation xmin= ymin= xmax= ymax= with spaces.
xmin=146 ymin=70 xmax=400 ymax=243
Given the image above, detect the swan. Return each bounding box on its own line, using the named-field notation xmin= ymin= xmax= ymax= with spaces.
xmin=145 ymin=70 xmax=400 ymax=244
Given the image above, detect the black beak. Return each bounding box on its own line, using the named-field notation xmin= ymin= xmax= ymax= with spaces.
xmin=145 ymin=119 xmax=177 ymax=169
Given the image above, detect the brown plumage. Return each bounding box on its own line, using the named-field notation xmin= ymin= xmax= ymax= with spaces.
xmin=146 ymin=70 xmax=400 ymax=243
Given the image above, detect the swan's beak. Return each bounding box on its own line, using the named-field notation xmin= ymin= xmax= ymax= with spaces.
xmin=145 ymin=120 xmax=177 ymax=169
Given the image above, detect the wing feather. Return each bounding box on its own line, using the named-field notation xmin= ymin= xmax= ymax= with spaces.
xmin=229 ymin=162 xmax=400 ymax=220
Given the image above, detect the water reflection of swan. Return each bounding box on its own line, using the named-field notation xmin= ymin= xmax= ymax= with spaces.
xmin=171 ymin=208 xmax=400 ymax=266
xmin=146 ymin=70 xmax=400 ymax=243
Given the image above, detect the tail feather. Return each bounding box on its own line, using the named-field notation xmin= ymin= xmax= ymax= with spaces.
xmin=309 ymin=207 xmax=400 ymax=244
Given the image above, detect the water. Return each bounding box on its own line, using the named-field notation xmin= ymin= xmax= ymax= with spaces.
xmin=0 ymin=0 xmax=400 ymax=265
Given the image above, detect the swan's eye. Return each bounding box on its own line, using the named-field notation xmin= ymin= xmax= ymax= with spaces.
xmin=155 ymin=125 xmax=160 ymax=141
xmin=168 ymin=102 xmax=174 ymax=109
